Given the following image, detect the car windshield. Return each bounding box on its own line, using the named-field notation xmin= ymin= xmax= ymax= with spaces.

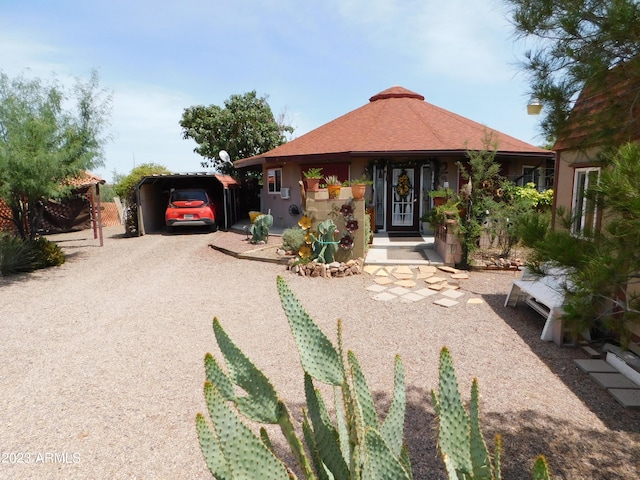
xmin=172 ymin=190 xmax=207 ymax=202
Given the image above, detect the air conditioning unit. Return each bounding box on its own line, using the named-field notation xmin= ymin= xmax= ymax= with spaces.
xmin=280 ymin=187 xmax=290 ymax=199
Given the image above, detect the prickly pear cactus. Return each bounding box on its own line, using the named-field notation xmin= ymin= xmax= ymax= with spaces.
xmin=195 ymin=279 xmax=551 ymax=480
xmin=250 ymin=213 xmax=273 ymax=243
xmin=311 ymin=218 xmax=338 ymax=263
xmin=196 ymin=276 xmax=412 ymax=479
xmin=432 ymin=347 xmax=552 ymax=480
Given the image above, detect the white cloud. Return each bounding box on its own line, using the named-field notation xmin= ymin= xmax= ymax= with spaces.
xmin=331 ymin=0 xmax=516 ymax=84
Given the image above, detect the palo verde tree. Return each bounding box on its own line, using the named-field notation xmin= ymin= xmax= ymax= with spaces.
xmin=0 ymin=70 xmax=111 ymax=240
xmin=504 ymin=0 xmax=640 ymax=144
xmin=180 ymin=91 xmax=293 ymax=175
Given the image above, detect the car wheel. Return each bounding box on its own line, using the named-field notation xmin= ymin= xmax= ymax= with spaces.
xmin=167 ymin=226 xmax=174 ymax=234
xmin=210 ymin=223 xmax=217 ymax=233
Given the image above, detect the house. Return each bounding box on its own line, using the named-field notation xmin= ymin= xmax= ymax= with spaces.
xmin=552 ymin=62 xmax=640 ymax=235
xmin=0 ymin=171 xmax=114 ymax=243
xmin=234 ymin=86 xmax=554 ymax=232
xmin=550 ymin=62 xmax=640 ymax=344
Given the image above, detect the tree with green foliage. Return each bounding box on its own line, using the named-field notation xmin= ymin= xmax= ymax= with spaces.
xmin=180 ymin=91 xmax=293 ymax=175
xmin=507 ymin=1 xmax=640 ymax=345
xmin=505 ymin=0 xmax=640 ymax=144
xmin=114 ymin=163 xmax=171 ymax=236
xmin=456 ymin=133 xmax=506 ymax=269
xmin=0 ymin=70 xmax=111 ymax=240
xmin=523 ymin=143 xmax=640 ymax=346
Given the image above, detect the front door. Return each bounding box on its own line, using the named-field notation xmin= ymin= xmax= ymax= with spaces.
xmin=387 ymin=167 xmax=419 ymax=232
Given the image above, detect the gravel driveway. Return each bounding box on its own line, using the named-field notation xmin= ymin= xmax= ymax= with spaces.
xmin=1 ymin=226 xmax=639 ymax=479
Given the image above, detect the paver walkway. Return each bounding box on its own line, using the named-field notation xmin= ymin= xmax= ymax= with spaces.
xmin=363 ymin=264 xmax=483 ymax=306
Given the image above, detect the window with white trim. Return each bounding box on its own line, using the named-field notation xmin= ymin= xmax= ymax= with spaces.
xmin=267 ymin=168 xmax=282 ymax=194
xmin=572 ymin=167 xmax=600 ymax=236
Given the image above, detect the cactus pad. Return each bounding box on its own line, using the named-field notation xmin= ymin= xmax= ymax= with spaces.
xmin=277 ymin=276 xmax=344 ymax=385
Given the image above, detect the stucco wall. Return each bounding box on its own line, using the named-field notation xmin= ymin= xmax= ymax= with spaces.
xmin=262 ymin=161 xmax=373 ymax=230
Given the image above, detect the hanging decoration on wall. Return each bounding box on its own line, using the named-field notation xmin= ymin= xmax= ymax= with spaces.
xmin=395 ymin=169 xmax=412 ymax=199
xmin=288 ymin=204 xmax=301 ymax=216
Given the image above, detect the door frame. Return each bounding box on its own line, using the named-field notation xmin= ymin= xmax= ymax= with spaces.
xmin=385 ymin=166 xmax=420 ymax=232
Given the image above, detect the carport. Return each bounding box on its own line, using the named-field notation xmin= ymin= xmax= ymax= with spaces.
xmin=136 ymin=173 xmax=239 ymax=234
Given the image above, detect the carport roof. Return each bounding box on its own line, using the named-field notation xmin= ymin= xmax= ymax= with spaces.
xmin=137 ymin=172 xmax=239 ymax=189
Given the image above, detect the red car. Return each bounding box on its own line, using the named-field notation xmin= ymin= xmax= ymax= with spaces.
xmin=165 ymin=189 xmax=217 ymax=232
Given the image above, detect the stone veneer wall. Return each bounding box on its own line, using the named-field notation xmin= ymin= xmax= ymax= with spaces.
xmin=305 ymin=187 xmax=366 ymax=260
xmin=435 ymin=220 xmax=462 ymax=266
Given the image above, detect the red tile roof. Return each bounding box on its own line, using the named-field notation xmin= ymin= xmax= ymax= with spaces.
xmin=65 ymin=171 xmax=106 ymax=188
xmin=236 ymin=86 xmax=550 ymax=167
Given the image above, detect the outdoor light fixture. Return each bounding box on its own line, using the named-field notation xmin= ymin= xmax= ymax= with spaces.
xmin=527 ymin=97 xmax=543 ymax=115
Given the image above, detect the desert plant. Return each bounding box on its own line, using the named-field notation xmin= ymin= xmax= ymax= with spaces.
xmin=281 ymin=227 xmax=306 ymax=254
xmin=29 ymin=237 xmax=65 ymax=268
xmin=250 ymin=213 xmax=274 ymax=244
xmin=196 ymin=276 xmax=412 ymax=479
xmin=303 ymin=167 xmax=323 ymax=179
xmin=311 ymin=218 xmax=338 ymax=263
xmin=324 ymin=174 xmax=340 ymax=186
xmin=0 ymin=233 xmax=36 ymax=276
xmin=432 ymin=346 xmax=551 ymax=479
xmin=196 ymin=277 xmax=552 ymax=480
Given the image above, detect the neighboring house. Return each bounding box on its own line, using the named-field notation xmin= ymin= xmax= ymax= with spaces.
xmin=551 ymin=62 xmax=640 ymax=342
xmin=552 ymin=63 xmax=640 ymax=236
xmin=234 ymin=86 xmax=554 ymax=232
xmin=0 ymin=171 xmax=113 ymax=237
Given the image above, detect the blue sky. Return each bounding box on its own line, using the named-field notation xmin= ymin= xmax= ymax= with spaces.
xmin=0 ymin=0 xmax=543 ymax=183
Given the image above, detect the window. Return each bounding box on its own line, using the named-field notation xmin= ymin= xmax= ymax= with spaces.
xmin=572 ymin=167 xmax=600 ymax=236
xmin=267 ymin=168 xmax=282 ymax=194
xmin=522 ymin=166 xmax=543 ymax=190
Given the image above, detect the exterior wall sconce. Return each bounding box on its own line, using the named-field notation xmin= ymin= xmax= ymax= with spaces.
xmin=527 ymin=98 xmax=543 ymax=115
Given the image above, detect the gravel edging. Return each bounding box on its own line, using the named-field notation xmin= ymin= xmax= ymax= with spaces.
xmin=0 ymin=227 xmax=638 ymax=479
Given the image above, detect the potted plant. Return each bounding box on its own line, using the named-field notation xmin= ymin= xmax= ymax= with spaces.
xmin=429 ymin=187 xmax=454 ymax=207
xmin=324 ymin=174 xmax=341 ymax=199
xmin=303 ymin=167 xmax=323 ymax=192
xmin=348 ymin=175 xmax=373 ymax=200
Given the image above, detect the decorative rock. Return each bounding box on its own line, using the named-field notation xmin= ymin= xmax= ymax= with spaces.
xmin=394 ymin=266 xmax=413 ymax=274
xmin=425 ymin=276 xmax=447 ymax=284
xmin=438 ymin=265 xmax=459 ymax=274
xmin=451 ymin=273 xmax=470 ymax=279
xmin=392 ymin=273 xmax=414 ymax=280
xmin=419 ymin=265 xmax=437 ymax=273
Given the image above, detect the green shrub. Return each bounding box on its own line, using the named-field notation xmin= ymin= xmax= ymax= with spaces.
xmin=0 ymin=234 xmax=36 ymax=276
xmin=281 ymin=227 xmax=306 ymax=253
xmin=29 ymin=237 xmax=65 ymax=268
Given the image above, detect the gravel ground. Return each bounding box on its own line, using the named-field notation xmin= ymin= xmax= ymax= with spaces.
xmin=1 ymin=227 xmax=639 ymax=479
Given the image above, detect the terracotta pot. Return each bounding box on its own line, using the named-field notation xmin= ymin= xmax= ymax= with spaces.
xmin=432 ymin=196 xmax=447 ymax=207
xmin=350 ymin=183 xmax=366 ymax=200
xmin=305 ymin=178 xmax=321 ymax=192
xmin=327 ymin=184 xmax=341 ymax=199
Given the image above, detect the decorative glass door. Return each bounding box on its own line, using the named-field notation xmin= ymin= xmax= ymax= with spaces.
xmin=390 ymin=167 xmax=417 ymax=229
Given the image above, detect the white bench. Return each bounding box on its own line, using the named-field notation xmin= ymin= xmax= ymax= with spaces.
xmin=504 ymin=267 xmax=569 ymax=342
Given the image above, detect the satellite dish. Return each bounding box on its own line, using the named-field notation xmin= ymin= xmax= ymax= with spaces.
xmin=219 ymin=150 xmax=231 ymax=164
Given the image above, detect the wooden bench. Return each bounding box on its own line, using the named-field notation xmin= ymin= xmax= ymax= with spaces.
xmin=504 ymin=267 xmax=569 ymax=342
